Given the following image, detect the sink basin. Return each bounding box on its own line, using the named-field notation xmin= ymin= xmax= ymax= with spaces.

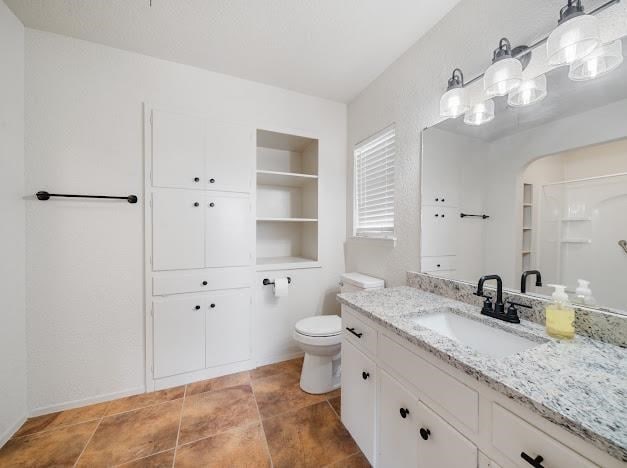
xmin=411 ymin=309 xmax=541 ymax=358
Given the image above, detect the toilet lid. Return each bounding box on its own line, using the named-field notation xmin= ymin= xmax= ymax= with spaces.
xmin=295 ymin=315 xmax=342 ymax=337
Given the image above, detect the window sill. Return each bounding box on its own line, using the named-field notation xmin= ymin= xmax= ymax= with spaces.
xmin=350 ymin=235 xmax=397 ymax=247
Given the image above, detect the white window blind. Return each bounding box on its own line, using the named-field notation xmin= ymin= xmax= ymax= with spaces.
xmin=353 ymin=125 xmax=396 ymax=238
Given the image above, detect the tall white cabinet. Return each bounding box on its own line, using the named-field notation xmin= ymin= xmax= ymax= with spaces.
xmin=145 ymin=106 xmax=255 ymax=390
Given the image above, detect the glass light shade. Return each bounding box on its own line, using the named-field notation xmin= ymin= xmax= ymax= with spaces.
xmin=569 ymin=40 xmax=623 ymax=81
xmin=484 ymin=58 xmax=522 ymax=97
xmin=508 ymin=74 xmax=548 ymax=107
xmin=440 ymin=87 xmax=469 ymax=118
xmin=464 ymin=99 xmax=495 ymax=126
xmin=547 ymin=14 xmax=600 ymax=66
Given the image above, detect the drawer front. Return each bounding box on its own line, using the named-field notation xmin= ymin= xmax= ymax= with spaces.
xmin=153 ymin=267 xmax=253 ymax=295
xmin=422 ymin=270 xmax=456 ymax=278
xmin=342 ymin=307 xmax=377 ymax=357
xmin=421 ymin=205 xmax=459 ymax=257
xmin=379 ymin=333 xmax=478 ymax=432
xmin=421 ymin=256 xmax=457 ymax=272
xmin=492 ymin=404 xmax=596 ymax=468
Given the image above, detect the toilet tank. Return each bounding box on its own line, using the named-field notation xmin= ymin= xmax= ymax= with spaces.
xmin=340 ymin=272 xmax=385 ymax=293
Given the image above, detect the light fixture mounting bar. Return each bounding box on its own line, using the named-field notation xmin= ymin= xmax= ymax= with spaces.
xmin=463 ymin=0 xmax=621 ymax=87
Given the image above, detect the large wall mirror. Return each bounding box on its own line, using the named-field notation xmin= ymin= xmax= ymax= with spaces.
xmin=421 ymin=36 xmax=626 ymax=315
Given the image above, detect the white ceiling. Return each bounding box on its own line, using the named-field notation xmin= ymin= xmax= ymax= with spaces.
xmin=5 ymin=0 xmax=461 ymax=102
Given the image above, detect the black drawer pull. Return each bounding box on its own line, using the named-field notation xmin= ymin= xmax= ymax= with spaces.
xmin=193 ymin=177 xmax=200 ymax=182
xmin=209 ymin=178 xmax=215 ymax=183
xmin=399 ymin=408 xmax=410 ymax=419
xmin=521 ymin=452 xmax=544 ymax=468
xmin=419 ymin=428 xmax=430 ymax=440
xmin=210 ymin=303 xmax=216 ymax=308
xmin=193 ymin=202 xmax=199 ymax=207
xmin=346 ymin=327 xmax=363 ymax=338
xmin=209 ymin=202 xmax=215 ymax=207
xmin=194 ymin=305 xmax=200 ymax=310
xmin=362 ymin=371 xmax=370 ymax=380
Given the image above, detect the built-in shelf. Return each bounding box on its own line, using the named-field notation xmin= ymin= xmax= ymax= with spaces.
xmin=523 ymin=227 xmax=532 ymax=230
xmin=561 ymin=217 xmax=592 ymax=222
xmin=561 ymin=238 xmax=592 ymax=244
xmin=523 ymin=203 xmax=533 ymax=207
xmin=522 ymin=250 xmax=533 ymax=255
xmin=257 ymin=217 xmax=318 ymax=222
xmin=256 ymin=170 xmax=318 ymax=187
xmin=256 ymin=256 xmax=321 ymax=271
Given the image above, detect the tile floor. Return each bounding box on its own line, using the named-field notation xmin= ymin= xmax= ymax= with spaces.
xmin=0 ymin=357 xmax=369 ymax=467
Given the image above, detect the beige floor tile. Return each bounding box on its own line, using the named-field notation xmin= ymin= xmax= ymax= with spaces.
xmin=186 ymin=371 xmax=250 ymax=396
xmin=178 ymin=384 xmax=259 ymax=445
xmin=328 ymin=396 xmax=341 ymax=417
xmin=106 ymin=386 xmax=185 ymax=416
xmin=12 ymin=401 xmax=109 ymax=438
xmin=117 ymin=449 xmax=175 ymax=467
xmin=175 ymin=423 xmax=271 ymax=468
xmin=77 ymin=399 xmax=182 ymax=466
xmin=0 ymin=420 xmax=98 ymax=467
xmin=263 ymin=401 xmax=359 ymax=468
xmin=252 ymin=370 xmax=327 ymax=419
xmin=326 ymin=451 xmax=371 ymax=467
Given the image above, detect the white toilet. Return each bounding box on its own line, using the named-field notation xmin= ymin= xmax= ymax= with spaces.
xmin=293 ymin=272 xmax=384 ymax=394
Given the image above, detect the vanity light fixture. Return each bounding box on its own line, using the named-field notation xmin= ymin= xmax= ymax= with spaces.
xmin=547 ymin=0 xmax=601 ymax=66
xmin=484 ymin=38 xmax=523 ymax=97
xmin=440 ymin=68 xmax=469 ymax=118
xmin=569 ymin=39 xmax=624 ymax=81
xmin=464 ymin=99 xmax=495 ymax=126
xmin=508 ymin=74 xmax=548 ymax=107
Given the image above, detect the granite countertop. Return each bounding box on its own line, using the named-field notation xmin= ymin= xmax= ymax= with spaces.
xmin=337 ymin=286 xmax=627 ymax=462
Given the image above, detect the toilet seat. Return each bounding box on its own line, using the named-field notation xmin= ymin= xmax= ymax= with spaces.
xmin=295 ymin=315 xmax=341 ymax=337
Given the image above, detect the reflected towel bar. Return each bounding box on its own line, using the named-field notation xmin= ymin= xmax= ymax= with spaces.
xmin=36 ymin=191 xmax=138 ymax=204
xmin=460 ymin=213 xmax=489 ymax=219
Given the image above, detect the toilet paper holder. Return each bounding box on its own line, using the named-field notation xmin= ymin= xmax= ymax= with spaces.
xmin=262 ymin=277 xmax=292 ymax=286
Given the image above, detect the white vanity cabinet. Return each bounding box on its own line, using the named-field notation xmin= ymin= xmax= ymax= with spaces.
xmin=341 ymin=339 xmax=377 ymax=464
xmin=151 ymin=109 xmax=253 ymax=193
xmin=340 ymin=305 xmax=618 ymax=468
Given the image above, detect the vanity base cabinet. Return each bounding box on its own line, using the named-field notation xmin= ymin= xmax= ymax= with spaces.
xmin=341 ymin=339 xmax=376 ymax=465
xmin=378 ymin=370 xmax=419 ymax=468
xmin=416 ymin=400 xmax=477 ymax=468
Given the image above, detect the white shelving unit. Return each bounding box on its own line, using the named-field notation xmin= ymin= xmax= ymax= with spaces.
xmin=256 ymin=129 xmax=319 ymax=270
xmin=521 ymin=183 xmax=533 ymax=272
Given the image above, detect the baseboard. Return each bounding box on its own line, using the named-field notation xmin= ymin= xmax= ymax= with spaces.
xmin=29 ymin=386 xmax=145 ymax=417
xmin=0 ymin=414 xmax=27 ymax=448
xmin=255 ymin=351 xmax=304 ymax=367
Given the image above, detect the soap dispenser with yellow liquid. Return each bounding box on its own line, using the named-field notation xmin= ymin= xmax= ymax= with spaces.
xmin=545 ymin=284 xmax=575 ymax=339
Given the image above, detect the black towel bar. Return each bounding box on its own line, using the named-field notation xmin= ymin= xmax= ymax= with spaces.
xmin=36 ymin=191 xmax=138 ymax=204
xmin=460 ymin=213 xmax=489 ymax=219
xmin=263 ymin=277 xmax=291 ymax=286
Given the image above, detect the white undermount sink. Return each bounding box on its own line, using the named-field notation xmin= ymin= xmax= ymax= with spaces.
xmin=411 ymin=308 xmax=542 ymax=358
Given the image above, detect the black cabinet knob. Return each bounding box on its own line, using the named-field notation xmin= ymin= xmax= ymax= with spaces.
xmin=194 ymin=177 xmax=200 ymax=182
xmin=435 ymin=214 xmax=439 ymax=217
xmin=209 ymin=178 xmax=215 ymax=183
xmin=399 ymin=408 xmax=410 ymax=419
xmin=202 ymin=281 xmax=208 ymax=286
xmin=419 ymin=428 xmax=430 ymax=440
xmin=436 ymin=264 xmax=441 ymax=268
xmin=210 ymin=303 xmax=216 ymax=308
xmin=362 ymin=371 xmax=370 ymax=380
xmin=193 ymin=202 xmax=199 ymax=207
xmin=209 ymin=202 xmax=215 ymax=207
xmin=194 ymin=305 xmax=200 ymax=310
xmin=442 ymin=214 xmax=445 ymax=218
xmin=435 ymin=198 xmax=439 ymax=201
xmin=441 ymin=198 xmax=445 ymax=202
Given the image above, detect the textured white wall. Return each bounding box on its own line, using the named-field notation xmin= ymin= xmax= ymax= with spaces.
xmin=25 ymin=29 xmax=346 ymax=413
xmin=0 ymin=0 xmax=26 ymax=444
xmin=346 ymin=0 xmax=627 ymax=286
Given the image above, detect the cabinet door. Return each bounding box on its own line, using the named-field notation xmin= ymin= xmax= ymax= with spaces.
xmin=152 ymin=110 xmax=205 ymax=189
xmin=205 ymin=195 xmax=252 ymax=267
xmin=206 ymin=122 xmax=253 ymax=193
xmin=421 ymin=205 xmax=459 ymax=257
xmin=152 ymin=191 xmax=204 ymax=271
xmin=205 ymin=289 xmax=251 ymax=367
xmin=479 ymin=452 xmax=502 ymax=468
xmin=341 ymin=340 xmax=376 ymax=465
xmin=379 ymin=371 xmax=419 ymax=468
xmin=153 ymin=296 xmax=205 ymax=378
xmin=416 ymin=401 xmax=477 ymax=468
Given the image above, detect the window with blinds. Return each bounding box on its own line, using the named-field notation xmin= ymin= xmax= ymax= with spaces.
xmin=353 ymin=125 xmax=396 ymax=238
